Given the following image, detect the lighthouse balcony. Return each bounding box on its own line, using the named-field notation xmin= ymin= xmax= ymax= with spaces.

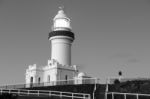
xmin=49 ymin=31 xmax=74 ymax=40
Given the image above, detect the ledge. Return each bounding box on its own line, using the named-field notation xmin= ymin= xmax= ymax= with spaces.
xmin=49 ymin=31 xmax=75 ymax=40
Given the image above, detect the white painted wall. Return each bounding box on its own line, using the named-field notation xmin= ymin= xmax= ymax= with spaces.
xmin=57 ymin=68 xmax=75 ymax=81
xmin=50 ymin=36 xmax=73 ymax=66
xmin=25 ymin=59 xmax=78 ymax=86
xmin=43 ymin=68 xmax=57 ymax=82
xmin=25 ymin=64 xmax=44 ymax=87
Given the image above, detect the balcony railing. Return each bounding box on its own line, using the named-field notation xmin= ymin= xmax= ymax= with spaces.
xmin=0 ymin=78 xmax=100 ymax=89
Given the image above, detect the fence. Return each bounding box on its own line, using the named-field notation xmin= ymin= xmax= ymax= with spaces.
xmin=0 ymin=78 xmax=100 ymax=89
xmin=0 ymin=88 xmax=90 ymax=99
xmin=106 ymin=92 xmax=150 ymax=99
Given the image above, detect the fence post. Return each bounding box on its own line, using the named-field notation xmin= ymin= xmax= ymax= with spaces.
xmin=60 ymin=92 xmax=62 ymax=99
xmin=18 ymin=89 xmax=20 ymax=95
xmin=9 ymin=89 xmax=11 ymax=94
xmin=112 ymin=92 xmax=114 ymax=99
xmin=37 ymin=90 xmax=39 ymax=96
xmin=49 ymin=91 xmax=51 ymax=97
xmin=27 ymin=90 xmax=29 ymax=96
xmin=93 ymin=92 xmax=95 ymax=99
xmin=89 ymin=94 xmax=91 ymax=99
xmin=105 ymin=78 xmax=108 ymax=99
xmin=124 ymin=93 xmax=126 ymax=99
xmin=84 ymin=94 xmax=86 ymax=99
xmin=136 ymin=94 xmax=139 ymax=99
xmin=105 ymin=92 xmax=107 ymax=99
xmin=72 ymin=93 xmax=74 ymax=99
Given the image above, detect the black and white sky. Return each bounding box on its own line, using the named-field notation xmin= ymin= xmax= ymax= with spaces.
xmin=0 ymin=0 xmax=150 ymax=85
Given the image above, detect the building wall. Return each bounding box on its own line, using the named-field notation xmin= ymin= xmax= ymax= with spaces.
xmin=57 ymin=68 xmax=75 ymax=81
xmin=25 ymin=64 xmax=44 ymax=85
xmin=35 ymin=70 xmax=44 ymax=84
xmin=43 ymin=68 xmax=57 ymax=86
xmin=25 ymin=60 xmax=78 ymax=86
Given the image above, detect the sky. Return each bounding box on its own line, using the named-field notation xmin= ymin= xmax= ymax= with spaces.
xmin=0 ymin=0 xmax=150 ymax=85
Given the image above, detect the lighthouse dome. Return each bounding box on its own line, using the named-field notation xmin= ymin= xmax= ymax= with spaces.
xmin=54 ymin=9 xmax=68 ymax=20
xmin=53 ymin=7 xmax=71 ymax=31
xmin=78 ymin=72 xmax=86 ymax=77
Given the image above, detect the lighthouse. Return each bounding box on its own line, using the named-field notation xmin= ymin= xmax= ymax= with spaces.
xmin=48 ymin=7 xmax=74 ymax=66
xmin=26 ymin=7 xmax=77 ymax=85
xmin=25 ymin=7 xmax=90 ymax=86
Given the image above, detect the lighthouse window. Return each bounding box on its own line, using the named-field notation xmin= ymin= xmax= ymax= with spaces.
xmin=65 ymin=75 xmax=68 ymax=81
xmin=55 ymin=19 xmax=69 ymax=28
xmin=48 ymin=75 xmax=50 ymax=82
xmin=30 ymin=77 xmax=33 ymax=83
xmin=38 ymin=77 xmax=41 ymax=84
xmin=30 ymin=77 xmax=34 ymax=87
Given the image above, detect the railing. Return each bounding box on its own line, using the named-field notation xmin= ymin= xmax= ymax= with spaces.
xmin=105 ymin=92 xmax=150 ymax=99
xmin=0 ymin=78 xmax=100 ymax=89
xmin=0 ymin=88 xmax=90 ymax=99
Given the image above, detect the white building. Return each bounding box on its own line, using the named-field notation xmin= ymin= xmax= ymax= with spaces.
xmin=25 ymin=7 xmax=91 ymax=87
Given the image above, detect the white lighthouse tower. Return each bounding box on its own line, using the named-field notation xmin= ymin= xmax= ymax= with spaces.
xmin=25 ymin=7 xmax=91 ymax=86
xmin=26 ymin=7 xmax=78 ymax=86
xmin=49 ymin=7 xmax=74 ymax=66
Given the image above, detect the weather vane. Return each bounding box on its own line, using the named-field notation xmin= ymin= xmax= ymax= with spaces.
xmin=59 ymin=6 xmax=64 ymax=10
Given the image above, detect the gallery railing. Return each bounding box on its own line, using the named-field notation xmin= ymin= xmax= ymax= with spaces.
xmin=0 ymin=78 xmax=100 ymax=89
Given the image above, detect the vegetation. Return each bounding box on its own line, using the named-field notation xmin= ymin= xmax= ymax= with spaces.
xmin=109 ymin=79 xmax=150 ymax=94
